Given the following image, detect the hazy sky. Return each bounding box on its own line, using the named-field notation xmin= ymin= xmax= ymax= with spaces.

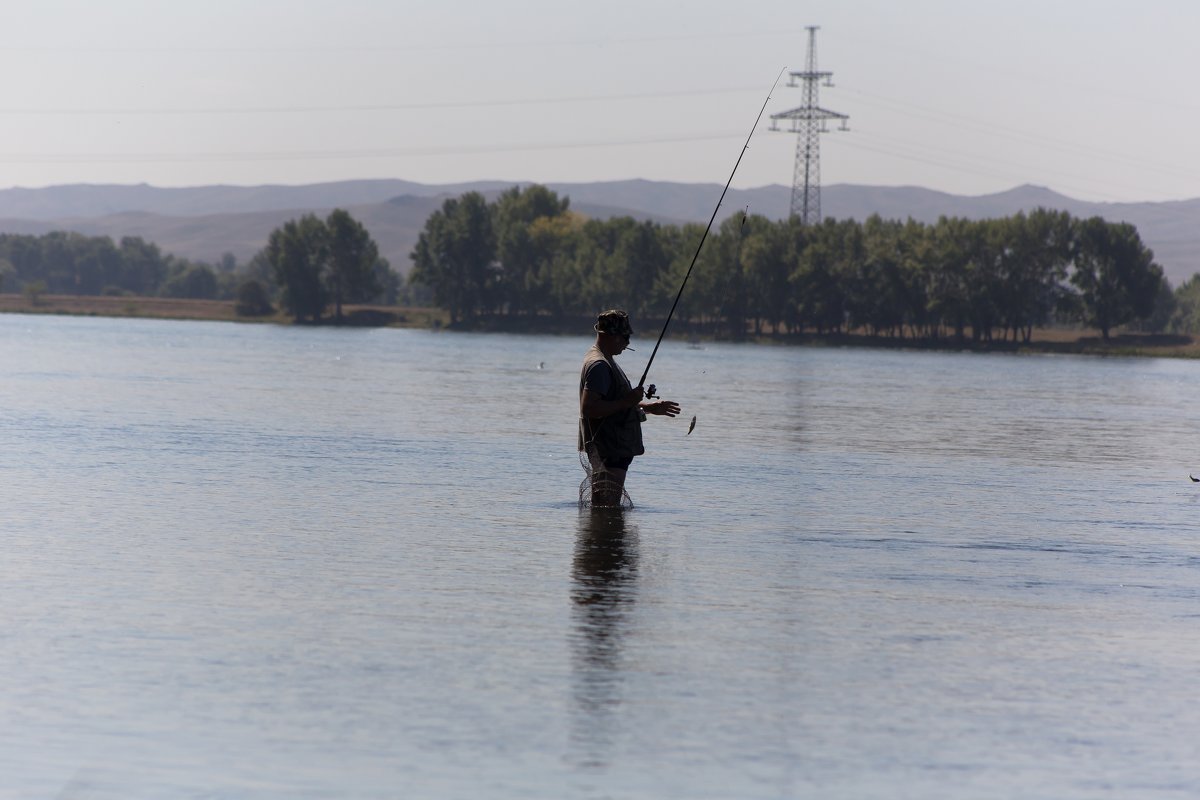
xmin=3 ymin=0 xmax=1197 ymax=202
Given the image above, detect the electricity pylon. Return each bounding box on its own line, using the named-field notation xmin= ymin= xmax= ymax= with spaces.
xmin=770 ymin=26 xmax=849 ymax=225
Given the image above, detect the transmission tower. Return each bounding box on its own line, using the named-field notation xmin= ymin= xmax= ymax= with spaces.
xmin=770 ymin=26 xmax=849 ymax=225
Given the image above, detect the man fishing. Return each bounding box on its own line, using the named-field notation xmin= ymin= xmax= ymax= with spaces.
xmin=579 ymin=309 xmax=680 ymax=507
xmin=573 ymin=77 xmax=781 ymax=507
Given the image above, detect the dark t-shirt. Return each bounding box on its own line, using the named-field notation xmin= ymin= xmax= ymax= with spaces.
xmin=581 ymin=346 xmax=632 ymax=402
xmin=583 ymin=358 xmax=617 ymax=400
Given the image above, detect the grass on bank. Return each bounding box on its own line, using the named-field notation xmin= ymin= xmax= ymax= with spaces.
xmin=0 ymin=293 xmax=449 ymax=328
xmin=3 ymin=292 xmax=1200 ymax=358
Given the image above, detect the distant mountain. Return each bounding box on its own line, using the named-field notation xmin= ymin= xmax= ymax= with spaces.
xmin=1 ymin=180 xmax=1197 ymax=286
xmin=0 ymin=180 xmax=507 ymax=220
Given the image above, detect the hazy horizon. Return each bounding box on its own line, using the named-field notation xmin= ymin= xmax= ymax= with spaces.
xmin=0 ymin=178 xmax=1178 ymax=207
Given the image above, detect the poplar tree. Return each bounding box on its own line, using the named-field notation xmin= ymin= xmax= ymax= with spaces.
xmin=266 ymin=214 xmax=328 ymax=323
xmin=1071 ymin=217 xmax=1164 ymax=340
xmin=325 ymin=209 xmax=383 ymax=324
xmin=492 ymin=185 xmax=570 ymax=316
xmin=409 ymin=192 xmax=495 ymax=325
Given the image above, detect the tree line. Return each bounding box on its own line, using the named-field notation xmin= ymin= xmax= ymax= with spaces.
xmin=0 ymin=231 xmax=235 ymax=301
xmin=0 ymin=209 xmax=401 ymax=323
xmin=0 ymin=187 xmax=1188 ymax=338
xmin=410 ymin=185 xmax=1179 ymax=341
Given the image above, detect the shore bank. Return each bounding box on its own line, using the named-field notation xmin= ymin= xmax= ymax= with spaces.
xmin=0 ymin=294 xmax=447 ymax=328
xmin=3 ymin=293 xmax=1197 ymax=359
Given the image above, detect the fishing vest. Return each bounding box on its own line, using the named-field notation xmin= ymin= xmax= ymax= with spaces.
xmin=578 ymin=344 xmax=645 ymax=460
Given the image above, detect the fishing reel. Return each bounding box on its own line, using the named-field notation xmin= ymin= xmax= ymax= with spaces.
xmin=644 ymin=383 xmax=658 ymax=400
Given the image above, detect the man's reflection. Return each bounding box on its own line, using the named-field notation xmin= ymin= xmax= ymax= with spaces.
xmin=569 ymin=507 xmax=639 ymax=767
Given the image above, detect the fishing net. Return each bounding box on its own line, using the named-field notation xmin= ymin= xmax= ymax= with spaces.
xmin=578 ymin=448 xmax=633 ymax=510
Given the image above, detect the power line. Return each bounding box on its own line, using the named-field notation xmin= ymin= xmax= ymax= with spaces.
xmin=0 ymin=27 xmax=815 ymax=55
xmin=0 ymin=85 xmax=763 ymax=117
xmin=0 ymin=131 xmax=747 ymax=165
xmin=840 ymin=86 xmax=1196 ymax=184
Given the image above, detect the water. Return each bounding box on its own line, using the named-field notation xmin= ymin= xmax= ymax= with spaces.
xmin=4 ymin=314 xmax=1200 ymax=799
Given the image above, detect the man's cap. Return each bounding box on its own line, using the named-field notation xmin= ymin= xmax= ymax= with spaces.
xmin=594 ymin=309 xmax=633 ymax=337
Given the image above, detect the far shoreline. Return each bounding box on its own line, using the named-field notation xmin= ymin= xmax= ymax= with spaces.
xmin=3 ymin=292 xmax=1199 ymax=360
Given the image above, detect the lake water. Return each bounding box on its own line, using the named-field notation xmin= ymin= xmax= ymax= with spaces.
xmin=4 ymin=313 xmax=1200 ymax=799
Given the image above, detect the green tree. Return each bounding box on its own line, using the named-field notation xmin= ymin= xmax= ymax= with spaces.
xmin=669 ymin=216 xmax=745 ymax=333
xmin=325 ymin=209 xmax=385 ymax=324
xmin=242 ymin=251 xmax=276 ymax=291
xmin=572 ymin=217 xmax=667 ymax=320
xmin=794 ymin=218 xmax=858 ymax=335
xmin=1169 ymin=274 xmax=1200 ymax=332
xmin=118 ymin=237 xmax=169 ymax=295
xmin=234 ymin=279 xmax=274 ymax=316
xmin=1139 ymin=277 xmax=1176 ymax=333
xmin=706 ymin=215 xmax=752 ymax=339
xmin=409 ymin=192 xmax=495 ymax=325
xmin=492 ymin=184 xmax=570 ymax=316
xmin=612 ymin=218 xmax=668 ymax=321
xmin=525 ymin=212 xmax=584 ymax=316
xmin=848 ymin=216 xmax=908 ymax=337
xmin=373 ymin=259 xmax=401 ymax=305
xmin=162 ymin=263 xmax=219 ymax=299
xmin=966 ymin=220 xmax=1008 ymax=342
xmin=741 ymin=215 xmax=792 ymax=335
xmin=267 ymin=214 xmax=329 ymax=322
xmin=1070 ymin=217 xmax=1164 ymax=339
xmin=649 ymin=224 xmax=698 ymax=325
xmin=896 ymin=219 xmax=933 ymax=338
xmin=991 ymin=209 xmax=1073 ymax=342
xmin=927 ymin=217 xmax=984 ymax=343
xmin=39 ymin=232 xmax=86 ymax=293
xmin=73 ymin=236 xmax=123 ymax=295
xmin=4 ymin=234 xmax=45 ymax=292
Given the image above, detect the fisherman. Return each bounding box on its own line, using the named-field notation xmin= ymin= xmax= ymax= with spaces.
xmin=579 ymin=309 xmax=680 ymax=506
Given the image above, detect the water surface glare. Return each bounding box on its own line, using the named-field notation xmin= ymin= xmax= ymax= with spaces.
xmin=4 ymin=314 xmax=1200 ymax=798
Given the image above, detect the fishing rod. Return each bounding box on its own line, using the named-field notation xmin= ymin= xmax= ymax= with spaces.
xmin=637 ymin=68 xmax=785 ymax=398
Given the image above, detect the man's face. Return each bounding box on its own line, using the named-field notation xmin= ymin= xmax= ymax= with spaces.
xmin=599 ymin=327 xmax=631 ymax=355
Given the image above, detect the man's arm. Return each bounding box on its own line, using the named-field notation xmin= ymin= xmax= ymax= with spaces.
xmin=581 ymin=386 xmax=644 ymax=419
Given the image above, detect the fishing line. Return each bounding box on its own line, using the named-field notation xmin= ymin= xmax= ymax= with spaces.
xmin=636 ymin=68 xmax=786 ymax=396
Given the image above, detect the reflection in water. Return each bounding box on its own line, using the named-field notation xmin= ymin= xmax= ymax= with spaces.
xmin=569 ymin=507 xmax=639 ymax=769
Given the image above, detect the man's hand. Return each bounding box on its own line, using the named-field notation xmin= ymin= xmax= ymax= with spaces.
xmin=642 ymin=399 xmax=681 ymax=417
xmin=622 ymin=386 xmax=645 ymax=408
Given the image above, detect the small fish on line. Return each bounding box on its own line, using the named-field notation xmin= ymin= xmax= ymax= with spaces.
xmin=1191 ymin=474 xmax=1199 ymax=482
xmin=687 ymin=415 xmax=697 ymax=435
